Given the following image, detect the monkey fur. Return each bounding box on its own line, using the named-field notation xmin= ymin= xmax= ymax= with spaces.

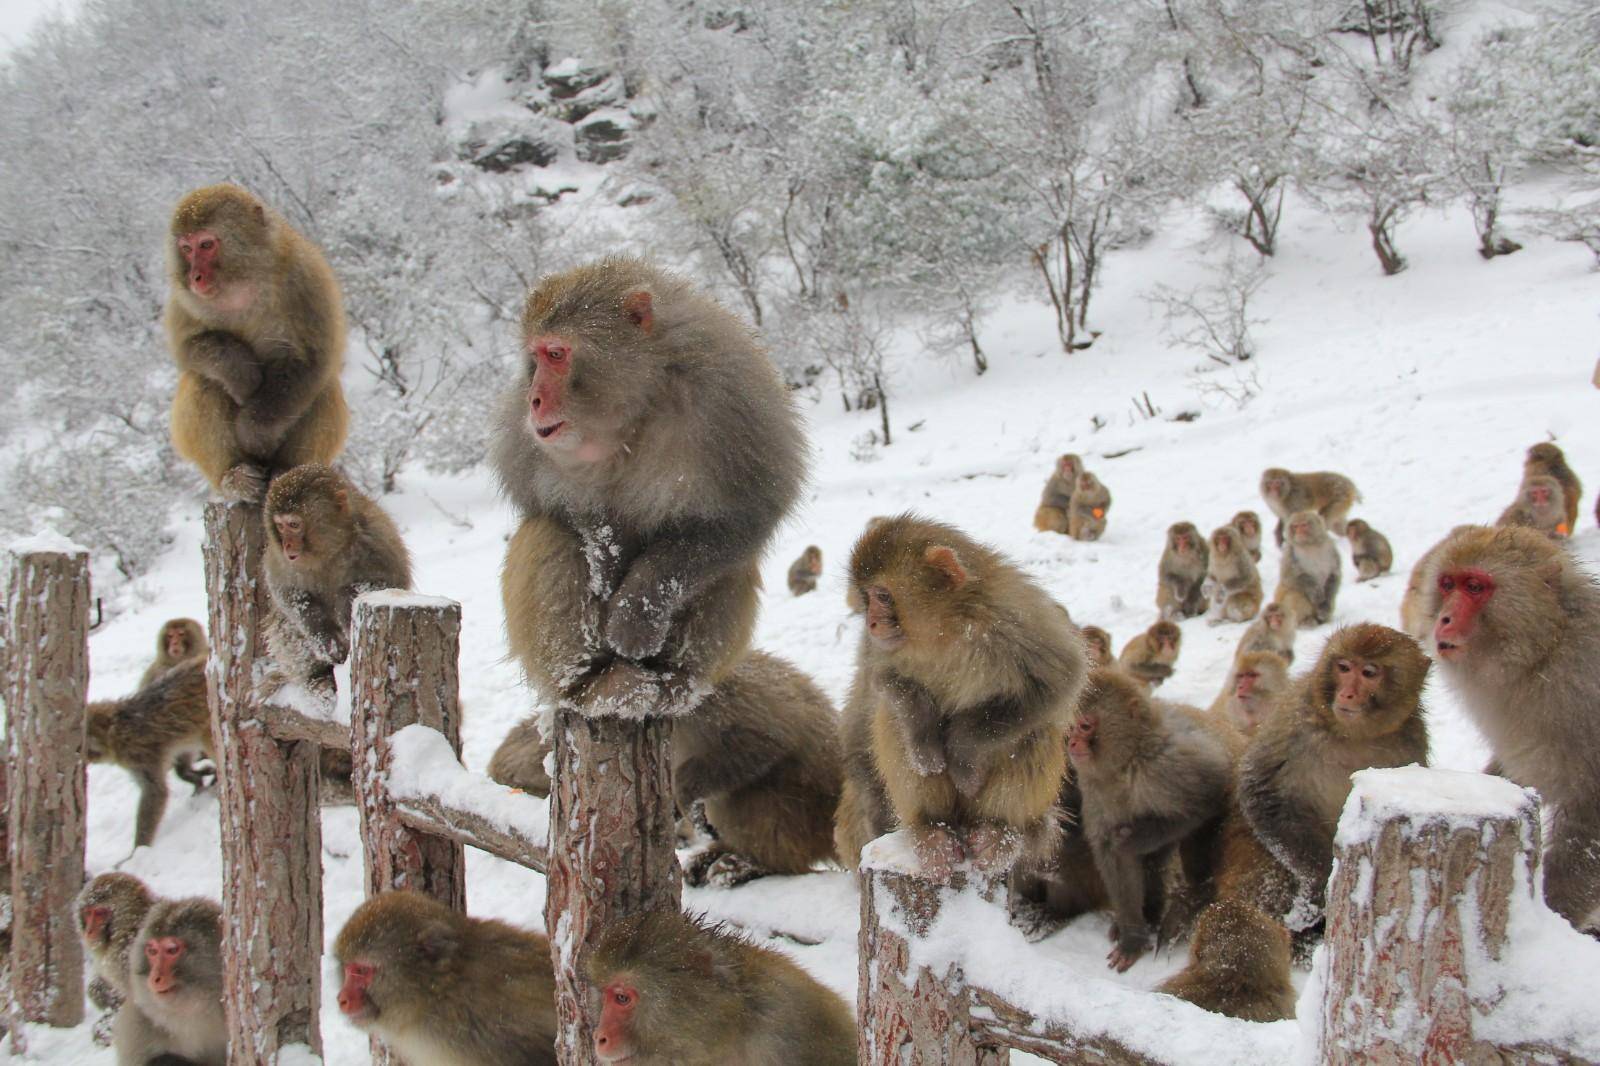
xmin=1273 ymin=511 xmax=1341 ymax=627
xmin=1259 ymin=468 xmax=1359 ymax=547
xmin=119 ymin=897 xmax=227 ymax=1066
xmin=1157 ymin=522 xmax=1209 ymax=621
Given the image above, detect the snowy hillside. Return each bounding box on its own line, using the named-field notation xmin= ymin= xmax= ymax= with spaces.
xmin=26 ymin=186 xmax=1594 ymax=1064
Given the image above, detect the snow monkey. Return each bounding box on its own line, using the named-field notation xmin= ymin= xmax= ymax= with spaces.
xmin=1523 ymin=441 xmax=1582 ymax=531
xmin=139 ymin=618 xmax=206 ymax=688
xmin=165 ymin=183 xmax=348 ymax=502
xmin=1157 ymin=898 xmax=1295 ymax=1022
xmin=1236 ymin=600 xmax=1297 ymax=665
xmin=120 ymin=897 xmax=227 ymax=1066
xmin=1273 ymin=511 xmax=1341 ymax=627
xmin=1424 ymin=525 xmax=1600 ymax=930
xmin=493 ymin=258 xmax=806 ymax=720
xmin=1033 ymin=453 xmax=1081 ymax=534
xmin=1259 ymin=468 xmax=1359 ymax=547
xmin=1344 ymin=517 xmax=1394 ymax=580
xmin=1231 ymin=510 xmax=1264 ymax=562
xmin=1157 ymin=521 xmax=1209 ymax=620
xmin=1205 ymin=523 xmax=1262 ymax=623
xmin=1068 ymin=471 xmax=1111 ymax=541
xmin=1118 ymin=620 xmax=1182 ymax=692
xmin=1497 ymin=473 xmax=1568 ymax=539
xmin=1209 ymin=650 xmax=1291 ymax=737
xmin=77 ymin=872 xmax=156 ymax=1012
xmin=846 ymin=514 xmax=1087 ymax=879
xmin=786 ymin=545 xmax=823 ymax=596
xmin=587 ymin=908 xmax=855 ymax=1066
xmin=334 ymin=891 xmax=557 ymax=1065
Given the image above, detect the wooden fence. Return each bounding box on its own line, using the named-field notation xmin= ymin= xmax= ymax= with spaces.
xmin=4 ymin=513 xmax=1599 ymax=1064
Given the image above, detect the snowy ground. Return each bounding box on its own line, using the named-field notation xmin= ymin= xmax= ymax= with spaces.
xmin=10 ymin=190 xmax=1599 ymax=1063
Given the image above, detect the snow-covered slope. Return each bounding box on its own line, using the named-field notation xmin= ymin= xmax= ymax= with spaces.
xmin=22 ymin=190 xmax=1599 ymax=1063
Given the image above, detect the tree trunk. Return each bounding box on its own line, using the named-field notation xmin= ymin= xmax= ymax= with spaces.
xmin=203 ymin=502 xmax=323 ymax=1065
xmin=4 ymin=548 xmax=88 ymax=1049
xmin=544 ymin=712 xmax=679 ymax=1065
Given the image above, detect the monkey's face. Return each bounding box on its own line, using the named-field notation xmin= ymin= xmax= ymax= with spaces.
xmin=1170 ymin=526 xmax=1198 ymax=555
xmin=594 ymin=973 xmax=641 ymax=1062
xmin=864 ymin=586 xmax=905 ymax=651
xmin=337 ymin=957 xmax=380 ymax=1026
xmin=1212 ymin=531 xmax=1233 ymax=556
xmin=273 ymin=513 xmax=307 ymax=564
xmin=1329 ymin=657 xmax=1382 ymax=720
xmin=1066 ymin=715 xmax=1097 ymax=765
xmin=80 ymin=904 xmax=112 ymax=948
xmin=165 ymin=627 xmax=190 ymax=660
xmin=1431 ymin=568 xmax=1495 ymax=663
xmin=142 ymin=935 xmax=189 ymax=998
xmin=1290 ymin=516 xmax=1323 ymax=545
xmin=1057 ymin=455 xmax=1078 ymax=479
xmin=175 ymin=230 xmax=222 ymax=298
xmin=1261 ymin=473 xmax=1287 ymax=500
xmin=1236 ymin=515 xmax=1259 ymax=539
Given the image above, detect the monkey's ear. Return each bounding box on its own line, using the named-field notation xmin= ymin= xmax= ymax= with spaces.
xmin=622 ymin=290 xmax=654 ymax=334
xmin=416 ymin=923 xmax=458 ymax=964
xmin=923 ymin=546 xmax=968 ymax=589
xmin=333 ymin=489 xmax=350 ymax=512
xmin=254 ymin=203 xmax=266 ymax=226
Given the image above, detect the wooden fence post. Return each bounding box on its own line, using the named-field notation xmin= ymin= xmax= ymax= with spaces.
xmin=350 ymin=591 xmax=466 ymax=910
xmin=544 ymin=712 xmax=679 ymax=1066
xmin=203 ymin=502 xmax=323 ymax=1065
xmin=3 ymin=546 xmax=89 ymax=1050
xmin=858 ymin=837 xmax=1009 ymax=1066
xmin=1317 ymin=767 xmax=1542 ymax=1065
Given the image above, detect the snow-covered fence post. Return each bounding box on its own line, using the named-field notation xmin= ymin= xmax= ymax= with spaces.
xmin=203 ymin=501 xmax=324 ymax=1065
xmin=544 ymin=712 xmax=680 ymax=1065
xmin=1315 ymin=767 xmax=1544 ymax=1065
xmin=858 ymin=835 xmax=1009 ymax=1066
xmin=350 ymin=592 xmax=466 ymax=911
xmin=3 ymin=544 xmax=89 ymax=1048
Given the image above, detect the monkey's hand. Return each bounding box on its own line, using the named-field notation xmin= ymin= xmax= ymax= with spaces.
xmin=1107 ymin=924 xmax=1152 ymax=973
xmin=219 ymin=462 xmax=268 ymax=503
xmin=234 ymin=410 xmax=293 ymax=460
xmin=603 ymin=566 xmax=681 ymax=660
xmin=183 ymin=330 xmax=262 ymax=404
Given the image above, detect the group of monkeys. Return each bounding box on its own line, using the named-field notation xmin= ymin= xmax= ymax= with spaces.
xmin=63 ymin=179 xmax=1600 ymax=1064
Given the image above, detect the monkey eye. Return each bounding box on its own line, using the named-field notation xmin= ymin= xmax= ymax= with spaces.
xmin=612 ymin=990 xmax=632 ymax=1006
xmin=1464 ymin=578 xmax=1485 ymax=596
xmin=1335 ymin=659 xmax=1352 ymax=674
xmin=1361 ymin=665 xmax=1380 ymax=680
xmin=144 ymin=942 xmax=160 ymax=959
xmin=199 ymin=238 xmax=215 ymax=251
xmin=1438 ymin=575 xmax=1456 ymax=592
xmin=178 ymin=240 xmax=191 ymax=255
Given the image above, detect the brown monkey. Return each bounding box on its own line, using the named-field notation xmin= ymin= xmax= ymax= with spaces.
xmin=786 ymin=545 xmax=823 ymax=596
xmin=1209 ymin=651 xmax=1291 ymax=736
xmin=261 ymin=463 xmax=412 ymax=693
xmin=119 ymin=898 xmax=226 ymax=1066
xmin=1398 ymin=525 xmax=1475 ymax=640
xmin=165 ymin=184 xmax=349 ymax=502
xmin=1033 ymin=453 xmax=1082 ymax=534
xmin=1009 ymin=768 xmax=1107 ymax=940
xmin=1238 ymin=624 xmax=1429 ymax=904
xmin=486 ymin=717 xmax=553 ymax=798
xmin=1069 ymin=670 xmax=1233 ymax=971
xmin=77 ymin=873 xmax=156 ymax=1011
xmin=1156 ymin=899 xmax=1295 ymax=1022
xmin=1204 ymin=524 xmax=1262 ymax=623
xmin=494 ymin=259 xmax=805 ymax=720
xmin=1424 ymin=525 xmax=1600 ymax=928
xmin=588 ymin=908 xmax=854 ymax=1066
xmin=1344 ymin=518 xmax=1394 ymax=580
xmin=1524 ymin=442 xmax=1582 ymax=531
xmin=86 ymin=660 xmax=213 ymax=849
xmin=1117 ymin=620 xmax=1182 ymax=692
xmin=851 ymin=514 xmax=1086 ymax=877
xmin=1068 ymin=471 xmax=1111 ymax=541
xmin=676 ymin=651 xmax=842 ymax=886
xmin=833 ymin=643 xmax=898 ymax=870
xmin=1260 ymin=468 xmax=1359 ymax=546
xmin=1231 ymin=510 xmax=1264 ymax=563
xmin=1157 ymin=522 xmax=1209 ymax=620
xmin=139 ymin=618 xmax=207 ymax=688
xmin=1497 ymin=473 xmax=1568 ymax=539
xmin=334 ymin=891 xmax=556 ymax=1065
xmin=1272 ymin=511 xmax=1341 ymax=627
xmin=1236 ymin=601 xmax=1297 ymax=665
xmin=1079 ymin=624 xmax=1113 ymax=668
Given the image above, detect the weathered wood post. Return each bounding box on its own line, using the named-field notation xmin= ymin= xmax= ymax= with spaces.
xmin=203 ymin=501 xmax=323 ymax=1065
xmin=545 ymin=712 xmax=679 ymax=1065
xmin=350 ymin=591 xmax=466 ymax=910
xmin=1316 ymin=766 xmax=1543 ymax=1065
xmin=3 ymin=543 xmax=89 ymax=1050
xmin=858 ymin=834 xmax=1009 ymax=1066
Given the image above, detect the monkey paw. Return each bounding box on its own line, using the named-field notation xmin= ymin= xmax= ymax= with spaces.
xmin=705 ymin=852 xmax=768 ymax=888
xmin=1107 ymin=925 xmax=1152 ymax=972
xmin=964 ymin=824 xmax=1022 ymax=872
xmin=577 ymin=662 xmax=668 ymax=720
xmin=912 ymin=826 xmax=966 ymax=883
xmin=219 ymin=462 xmax=268 ymax=503
xmin=1009 ymin=899 xmax=1067 ymax=943
xmin=603 ymin=594 xmax=675 ymax=660
xmin=91 ymin=1010 xmax=116 ymax=1048
xmin=682 ymin=847 xmax=722 ymax=887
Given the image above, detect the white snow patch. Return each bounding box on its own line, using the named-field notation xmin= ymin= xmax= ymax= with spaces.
xmin=8 ymin=528 xmax=88 ymax=556
xmin=1336 ymin=767 xmax=1536 ymax=847
xmin=387 ymin=723 xmax=550 ymax=849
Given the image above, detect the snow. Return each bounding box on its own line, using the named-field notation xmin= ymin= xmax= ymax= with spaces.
xmin=23 ymin=175 xmax=1600 ymax=1066
xmin=386 ymin=724 xmax=550 ymax=850
xmin=7 ymin=530 xmax=88 ymax=557
xmin=352 ymin=589 xmax=457 ymax=613
xmin=1335 ymin=766 xmax=1537 ymax=847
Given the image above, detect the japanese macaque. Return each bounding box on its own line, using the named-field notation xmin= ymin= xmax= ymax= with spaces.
xmin=119 ymin=898 xmax=226 ymax=1066
xmin=1344 ymin=518 xmax=1394 ymax=580
xmin=77 ymin=873 xmax=156 ymax=1011
xmin=86 ymin=660 xmax=213 ymax=849
xmin=1009 ymin=770 xmax=1108 ymax=941
xmin=1069 ymin=670 xmax=1232 ymax=972
xmin=1260 ymin=468 xmax=1359 ymax=546
xmin=1033 ymin=453 xmax=1082 ymax=534
xmin=139 ymin=618 xmax=207 ymax=688
xmin=1156 ymin=899 xmax=1295 ymax=1022
xmin=261 ymin=463 xmax=412 ymax=693
xmin=1272 ymin=511 xmax=1341 ymax=627
xmin=165 ymin=184 xmax=349 ymax=502
xmin=1237 ymin=602 xmax=1297 ymax=665
xmin=1079 ymin=625 xmax=1113 ymax=668
xmin=833 ymin=649 xmax=897 ymax=871
xmin=493 ymin=259 xmax=805 ymax=720
xmin=1157 ymin=522 xmax=1209 ymax=620
xmin=1231 ymin=510 xmax=1264 ymax=563
xmin=1497 ymin=474 xmax=1568 ymax=539
xmin=786 ymin=545 xmax=823 ymax=596
xmin=1069 ymin=472 xmax=1112 ymax=542
xmin=587 ymin=908 xmax=855 ymax=1066
xmin=1204 ymin=524 xmax=1262 ymax=624
xmin=334 ymin=892 xmax=557 ymax=1065
xmin=1209 ymin=651 xmax=1291 ymax=736
xmin=486 ymin=717 xmax=553 ymax=798
xmin=1239 ymin=624 xmax=1429 ymax=904
xmin=1422 ymin=526 xmax=1600 ymax=929
xmin=1118 ymin=620 xmax=1182 ymax=692
xmin=850 ymin=515 xmax=1086 ymax=878
xmin=1524 ymin=442 xmax=1582 ymax=531
xmin=675 ymin=651 xmax=842 ymax=886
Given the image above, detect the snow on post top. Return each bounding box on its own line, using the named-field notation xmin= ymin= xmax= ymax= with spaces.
xmin=353 ymin=589 xmax=458 ymax=612
xmin=1335 ymin=766 xmax=1537 ymax=847
xmin=8 ymin=529 xmax=89 ymax=557
xmin=858 ymin=829 xmax=924 ymax=875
